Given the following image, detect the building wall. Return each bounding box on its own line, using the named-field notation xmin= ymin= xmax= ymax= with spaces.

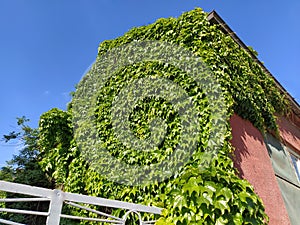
xmin=230 ymin=114 xmax=291 ymax=225
xmin=277 ymin=116 xmax=300 ymax=154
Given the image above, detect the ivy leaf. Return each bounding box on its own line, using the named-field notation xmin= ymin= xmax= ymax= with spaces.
xmin=215 ymin=199 xmax=229 ymax=214
xmin=173 ymin=195 xmax=187 ymax=211
xmin=216 ymin=216 xmax=228 ymax=225
xmin=216 ymin=187 xmax=233 ymax=202
xmin=182 ymin=177 xmax=201 ymax=196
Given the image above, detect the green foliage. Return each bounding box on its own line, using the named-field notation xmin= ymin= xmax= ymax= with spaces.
xmin=93 ymin=61 xmax=211 ymax=169
xmin=0 ymin=117 xmax=52 ymax=225
xmin=36 ymin=8 xmax=290 ymax=224
xmin=39 ymin=108 xmax=75 ymax=186
xmin=156 ymin=154 xmax=268 ymax=225
xmin=97 ymin=8 xmax=288 ymax=132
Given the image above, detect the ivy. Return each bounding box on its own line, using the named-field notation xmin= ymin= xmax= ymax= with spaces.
xmin=39 ymin=108 xmax=74 ymax=186
xmin=37 ymin=8 xmax=290 ymax=224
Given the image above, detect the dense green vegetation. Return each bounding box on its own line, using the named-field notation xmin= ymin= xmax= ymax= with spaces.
xmin=0 ymin=117 xmax=52 ymax=225
xmin=1 ymin=8 xmax=289 ymax=224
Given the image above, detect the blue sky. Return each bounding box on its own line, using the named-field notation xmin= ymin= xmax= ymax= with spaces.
xmin=0 ymin=0 xmax=299 ymax=166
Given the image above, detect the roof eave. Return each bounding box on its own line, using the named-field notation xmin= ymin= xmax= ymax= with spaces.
xmin=207 ymin=10 xmax=300 ymax=120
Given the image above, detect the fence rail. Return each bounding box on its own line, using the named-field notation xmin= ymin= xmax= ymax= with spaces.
xmin=0 ymin=181 xmax=162 ymax=225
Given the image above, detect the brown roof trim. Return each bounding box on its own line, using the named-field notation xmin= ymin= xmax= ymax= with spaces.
xmin=207 ymin=10 xmax=300 ymax=119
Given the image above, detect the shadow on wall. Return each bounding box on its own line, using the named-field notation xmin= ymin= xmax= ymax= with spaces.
xmin=229 ymin=114 xmax=266 ymax=178
xmin=277 ymin=116 xmax=300 ymax=153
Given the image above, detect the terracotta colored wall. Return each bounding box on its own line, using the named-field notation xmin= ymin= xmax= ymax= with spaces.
xmin=230 ymin=114 xmax=290 ymax=225
xmin=277 ymin=116 xmax=300 ymax=154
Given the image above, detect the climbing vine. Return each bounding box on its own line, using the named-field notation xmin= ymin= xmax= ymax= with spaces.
xmin=38 ymin=8 xmax=290 ymax=224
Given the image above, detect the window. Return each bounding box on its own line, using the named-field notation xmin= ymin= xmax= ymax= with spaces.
xmin=290 ymin=153 xmax=300 ymax=182
xmin=264 ymin=133 xmax=300 ymax=225
xmin=264 ymin=133 xmax=299 ymax=185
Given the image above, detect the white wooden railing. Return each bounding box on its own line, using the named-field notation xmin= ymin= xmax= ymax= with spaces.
xmin=0 ymin=181 xmax=162 ymax=225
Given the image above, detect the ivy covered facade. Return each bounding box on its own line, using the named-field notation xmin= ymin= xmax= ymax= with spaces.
xmin=35 ymin=8 xmax=300 ymax=225
xmin=208 ymin=11 xmax=300 ymax=225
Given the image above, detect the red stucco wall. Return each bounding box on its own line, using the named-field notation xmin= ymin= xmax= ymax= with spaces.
xmin=278 ymin=116 xmax=300 ymax=154
xmin=230 ymin=114 xmax=290 ymax=225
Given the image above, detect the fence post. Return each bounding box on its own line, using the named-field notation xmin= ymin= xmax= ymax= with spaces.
xmin=46 ymin=190 xmax=64 ymax=225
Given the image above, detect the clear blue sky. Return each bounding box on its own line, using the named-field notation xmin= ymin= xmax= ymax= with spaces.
xmin=1 ymin=0 xmax=299 ymax=166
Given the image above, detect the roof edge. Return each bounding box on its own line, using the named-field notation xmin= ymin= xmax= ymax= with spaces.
xmin=207 ymin=10 xmax=300 ymax=121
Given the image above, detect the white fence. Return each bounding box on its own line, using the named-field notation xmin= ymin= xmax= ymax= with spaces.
xmin=0 ymin=181 xmax=162 ymax=225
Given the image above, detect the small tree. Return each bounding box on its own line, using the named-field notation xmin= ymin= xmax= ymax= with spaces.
xmin=1 ymin=117 xmax=53 ymax=225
